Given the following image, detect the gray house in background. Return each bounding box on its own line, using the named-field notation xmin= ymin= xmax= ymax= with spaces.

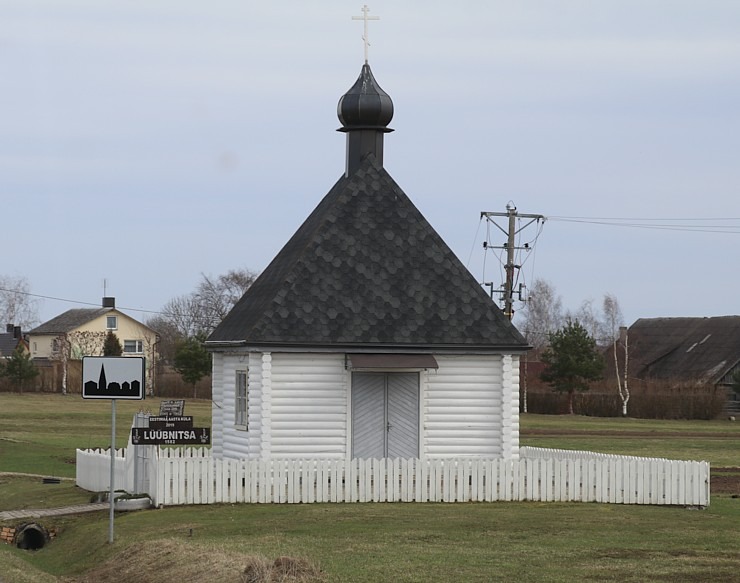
xmin=627 ymin=316 xmax=740 ymax=410
xmin=0 ymin=324 xmax=26 ymax=358
xmin=206 ymin=62 xmax=529 ymax=461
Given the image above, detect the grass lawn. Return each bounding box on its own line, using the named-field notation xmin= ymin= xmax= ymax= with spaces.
xmin=1 ymin=394 xmax=739 ymax=582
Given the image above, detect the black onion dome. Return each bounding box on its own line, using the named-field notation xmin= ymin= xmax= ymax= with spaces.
xmin=337 ymin=63 xmax=394 ymax=129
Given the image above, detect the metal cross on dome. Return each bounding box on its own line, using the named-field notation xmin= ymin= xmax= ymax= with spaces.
xmin=352 ymin=4 xmax=379 ymax=63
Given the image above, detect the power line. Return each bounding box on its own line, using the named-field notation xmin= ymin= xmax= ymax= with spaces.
xmin=0 ymin=287 xmax=163 ymax=315
xmin=548 ymin=216 xmax=740 ymax=234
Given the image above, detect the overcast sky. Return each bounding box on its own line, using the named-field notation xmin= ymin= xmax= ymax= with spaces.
xmin=2 ymin=1 xmax=739 ymax=329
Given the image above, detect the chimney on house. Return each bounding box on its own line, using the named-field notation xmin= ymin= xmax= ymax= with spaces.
xmin=13 ymin=326 xmax=21 ymax=339
xmin=619 ymin=326 xmax=628 ymax=344
xmin=102 ymin=297 xmax=116 ymax=309
xmin=337 ymin=63 xmax=394 ymax=177
xmin=6 ymin=324 xmax=13 ymax=334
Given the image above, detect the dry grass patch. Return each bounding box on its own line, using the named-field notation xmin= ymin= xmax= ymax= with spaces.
xmin=69 ymin=539 xmax=323 ymax=583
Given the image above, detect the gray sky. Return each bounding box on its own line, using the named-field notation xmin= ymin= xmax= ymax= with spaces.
xmin=2 ymin=1 xmax=739 ymax=328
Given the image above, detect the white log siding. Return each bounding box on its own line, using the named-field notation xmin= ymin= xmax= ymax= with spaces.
xmin=210 ymin=353 xmax=224 ymax=458
xmin=270 ymin=353 xmax=348 ymax=459
xmin=424 ymin=355 xmax=517 ymax=458
xmin=215 ymin=352 xmax=266 ymax=460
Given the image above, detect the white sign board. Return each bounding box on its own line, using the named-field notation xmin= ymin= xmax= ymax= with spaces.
xmin=82 ymin=356 xmax=145 ymax=400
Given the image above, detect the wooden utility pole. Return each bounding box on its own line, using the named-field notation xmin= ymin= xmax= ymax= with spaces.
xmin=481 ymin=204 xmax=545 ymax=319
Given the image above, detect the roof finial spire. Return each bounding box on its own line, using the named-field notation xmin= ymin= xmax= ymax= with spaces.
xmin=352 ymin=5 xmax=379 ymax=64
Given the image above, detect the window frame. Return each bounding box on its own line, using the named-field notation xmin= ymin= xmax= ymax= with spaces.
xmin=235 ymin=369 xmax=248 ymax=430
xmin=123 ymin=339 xmax=144 ymax=354
xmin=106 ymin=316 xmax=118 ymax=330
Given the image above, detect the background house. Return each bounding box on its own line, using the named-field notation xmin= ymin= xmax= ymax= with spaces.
xmin=27 ymin=297 xmax=158 ymax=393
xmin=626 ymin=316 xmax=740 ymax=413
xmin=0 ymin=324 xmax=27 ymax=359
xmin=206 ymin=62 xmax=529 ymax=461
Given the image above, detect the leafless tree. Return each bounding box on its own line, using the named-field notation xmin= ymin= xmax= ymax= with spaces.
xmin=518 ymin=279 xmax=564 ymax=350
xmin=0 ymin=275 xmax=39 ymax=329
xmin=194 ymin=269 xmax=258 ymax=333
xmin=158 ymin=268 xmax=257 ymax=339
xmin=517 ymin=279 xmax=564 ymax=413
xmin=602 ymin=294 xmax=629 ymax=416
xmin=50 ymin=334 xmax=72 ymax=395
xmin=146 ymin=315 xmax=181 ymax=367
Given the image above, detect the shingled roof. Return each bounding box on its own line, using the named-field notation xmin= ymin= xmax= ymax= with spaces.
xmin=628 ymin=316 xmax=740 ymax=384
xmin=28 ymin=308 xmax=112 ymax=335
xmin=208 ymin=154 xmax=527 ymax=351
xmin=0 ymin=326 xmax=24 ymax=357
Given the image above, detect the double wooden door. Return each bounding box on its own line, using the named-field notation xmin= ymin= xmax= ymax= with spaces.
xmin=351 ymin=372 xmax=419 ymax=459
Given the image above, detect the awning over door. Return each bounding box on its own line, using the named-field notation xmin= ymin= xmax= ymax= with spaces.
xmin=347 ymin=354 xmax=438 ymax=370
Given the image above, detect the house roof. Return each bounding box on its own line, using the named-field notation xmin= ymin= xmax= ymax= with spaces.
xmin=628 ymin=316 xmax=740 ymax=384
xmin=208 ymin=154 xmax=528 ymax=352
xmin=27 ymin=308 xmax=114 ymax=335
xmin=0 ymin=332 xmax=23 ymax=357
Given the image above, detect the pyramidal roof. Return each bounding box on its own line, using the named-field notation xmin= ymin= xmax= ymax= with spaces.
xmin=207 ymin=64 xmax=527 ymax=352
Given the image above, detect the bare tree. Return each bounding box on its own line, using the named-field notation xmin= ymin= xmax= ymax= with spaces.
xmin=602 ymin=294 xmax=629 ymax=416
xmin=159 ymin=268 xmax=257 ymax=339
xmin=518 ymin=279 xmax=564 ymax=350
xmin=50 ymin=334 xmax=72 ymax=395
xmin=517 ymin=279 xmax=564 ymax=413
xmin=146 ymin=315 xmax=180 ymax=367
xmin=160 ymin=294 xmax=207 ymax=339
xmin=0 ymin=275 xmax=39 ymax=329
xmin=194 ymin=269 xmax=258 ymax=333
xmin=569 ymin=298 xmax=609 ymax=345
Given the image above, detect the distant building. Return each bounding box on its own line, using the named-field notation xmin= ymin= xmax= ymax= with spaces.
xmin=624 ymin=316 xmax=740 ymax=411
xmin=0 ymin=324 xmax=27 ymax=359
xmin=27 ymin=297 xmax=158 ymax=392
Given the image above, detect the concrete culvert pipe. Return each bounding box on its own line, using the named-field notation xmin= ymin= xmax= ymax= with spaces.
xmin=15 ymin=523 xmax=50 ymax=550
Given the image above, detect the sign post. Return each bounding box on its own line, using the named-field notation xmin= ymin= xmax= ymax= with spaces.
xmin=82 ymin=357 xmax=145 ymax=544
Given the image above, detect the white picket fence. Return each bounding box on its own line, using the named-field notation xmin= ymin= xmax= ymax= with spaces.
xmin=76 ymin=446 xmax=710 ymax=508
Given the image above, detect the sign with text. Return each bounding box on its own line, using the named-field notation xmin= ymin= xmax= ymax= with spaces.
xmin=82 ymin=357 xmax=145 ymax=400
xmin=159 ymin=400 xmax=185 ymax=416
xmin=130 ymin=427 xmax=211 ymax=445
xmin=148 ymin=416 xmax=193 ymax=429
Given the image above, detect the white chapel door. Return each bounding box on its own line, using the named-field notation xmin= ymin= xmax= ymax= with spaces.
xmin=351 ymin=372 xmax=419 ymax=459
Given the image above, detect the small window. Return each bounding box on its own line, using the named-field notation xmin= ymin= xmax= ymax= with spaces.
xmin=235 ymin=369 xmax=248 ymax=429
xmin=123 ymin=340 xmax=144 ymax=354
xmin=106 ymin=316 xmax=118 ymax=330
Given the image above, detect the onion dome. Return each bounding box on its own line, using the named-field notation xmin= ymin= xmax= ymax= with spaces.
xmin=337 ymin=63 xmax=394 ymax=129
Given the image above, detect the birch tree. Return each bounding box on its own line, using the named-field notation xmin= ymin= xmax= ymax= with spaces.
xmin=50 ymin=334 xmax=72 ymax=395
xmin=603 ymin=294 xmax=629 ymax=416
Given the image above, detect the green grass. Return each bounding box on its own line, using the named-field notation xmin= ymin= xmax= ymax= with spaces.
xmin=0 ymin=393 xmax=212 ymax=477
xmin=3 ymin=498 xmax=740 ymax=582
xmin=520 ymin=413 xmax=740 ymax=467
xmin=2 ymin=395 xmax=740 ymax=582
xmin=0 ymin=475 xmax=90 ymax=512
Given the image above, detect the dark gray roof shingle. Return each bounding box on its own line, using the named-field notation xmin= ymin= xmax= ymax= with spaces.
xmin=28 ymin=308 xmax=112 ymax=335
xmin=0 ymin=333 xmax=23 ymax=357
xmin=208 ymin=155 xmax=527 ymax=351
xmin=629 ymin=316 xmax=740 ymax=384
